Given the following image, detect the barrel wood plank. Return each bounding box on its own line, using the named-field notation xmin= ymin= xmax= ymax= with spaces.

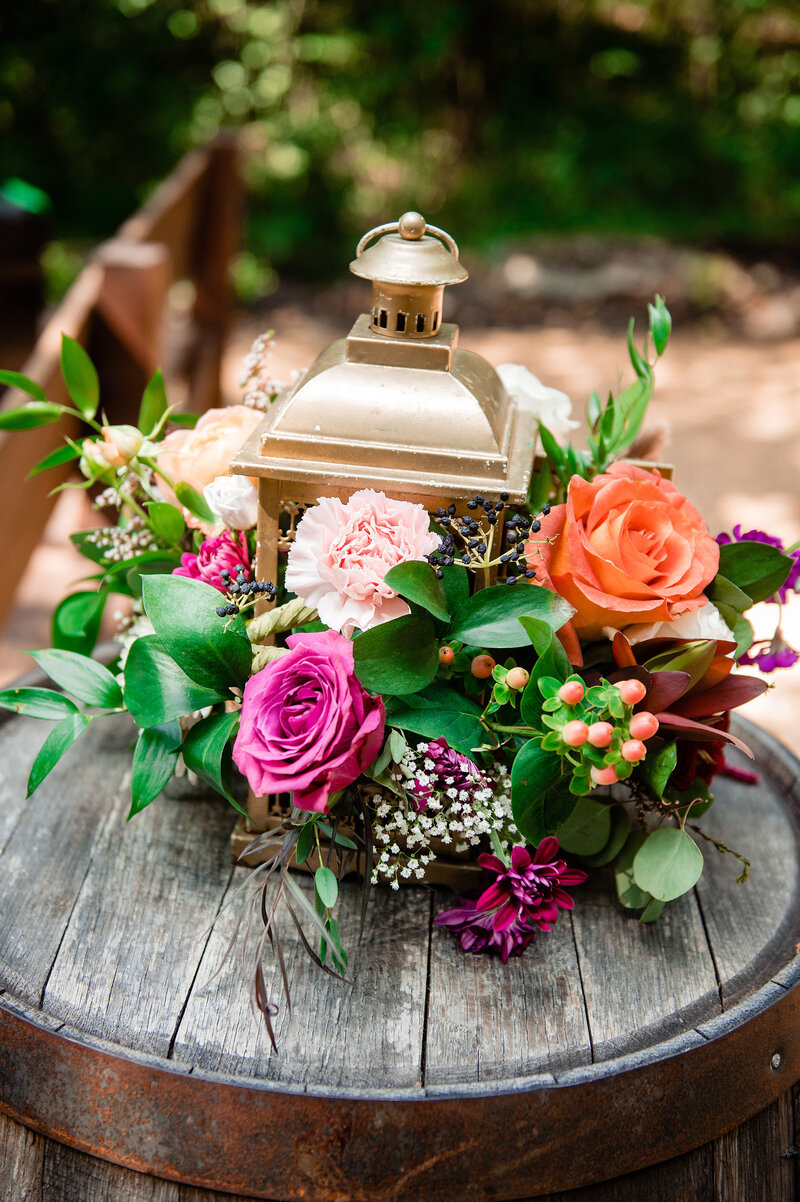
xmin=1 ymin=698 xmax=800 ymax=1200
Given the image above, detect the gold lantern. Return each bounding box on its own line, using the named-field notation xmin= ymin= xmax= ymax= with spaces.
xmin=230 ymin=211 xmax=541 ymax=846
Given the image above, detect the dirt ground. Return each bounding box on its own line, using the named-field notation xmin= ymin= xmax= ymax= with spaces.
xmin=1 ymin=303 xmax=798 ymax=755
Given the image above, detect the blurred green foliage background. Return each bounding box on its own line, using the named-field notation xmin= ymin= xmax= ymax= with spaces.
xmin=2 ymin=0 xmax=800 ymax=284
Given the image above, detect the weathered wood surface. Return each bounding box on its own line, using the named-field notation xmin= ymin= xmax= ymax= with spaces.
xmin=0 ymin=712 xmax=799 ymax=1200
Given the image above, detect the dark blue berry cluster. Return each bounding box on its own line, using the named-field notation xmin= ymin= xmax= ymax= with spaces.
xmin=216 ymin=564 xmax=277 ymax=617
xmin=425 ymin=494 xmax=551 ymax=583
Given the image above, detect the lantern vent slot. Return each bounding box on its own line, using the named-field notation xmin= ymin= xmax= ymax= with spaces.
xmin=416 ymin=313 xmax=426 ymax=333
xmin=395 ymin=312 xmax=407 ymax=332
xmin=379 ymin=309 xmax=388 ymax=328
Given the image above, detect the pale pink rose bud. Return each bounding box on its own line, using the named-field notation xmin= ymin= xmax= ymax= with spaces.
xmin=101 ymin=424 xmax=144 ymax=467
xmin=203 ymin=475 xmax=259 ymax=530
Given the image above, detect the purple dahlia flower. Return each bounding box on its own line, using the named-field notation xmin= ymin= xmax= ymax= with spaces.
xmin=435 ymin=837 xmax=588 ymax=963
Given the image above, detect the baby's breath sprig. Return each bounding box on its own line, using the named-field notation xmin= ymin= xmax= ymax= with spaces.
xmin=425 ymin=493 xmax=555 ymax=588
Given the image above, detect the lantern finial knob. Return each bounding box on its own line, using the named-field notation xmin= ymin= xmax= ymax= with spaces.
xmin=398 ymin=211 xmax=426 ymax=240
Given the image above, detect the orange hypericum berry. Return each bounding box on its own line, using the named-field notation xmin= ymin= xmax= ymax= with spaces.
xmin=587 ymin=721 xmax=614 ymax=748
xmin=558 ymin=680 xmax=585 ymax=705
xmin=591 ymin=764 xmax=619 ymax=786
xmin=617 ymin=678 xmax=647 ymax=705
xmin=621 ymin=739 xmax=647 ymax=762
xmin=471 ymin=654 xmax=496 ymax=679
xmin=562 ymin=720 xmax=589 ymax=747
xmin=629 ymin=711 xmax=659 ymax=740
xmin=439 ymin=645 xmax=455 ymax=665
xmin=506 ymin=667 xmax=530 ymax=690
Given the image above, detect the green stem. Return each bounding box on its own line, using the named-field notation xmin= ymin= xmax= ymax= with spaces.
xmin=486 ymin=722 xmax=540 ymax=737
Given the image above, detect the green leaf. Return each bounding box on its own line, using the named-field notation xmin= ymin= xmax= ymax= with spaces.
xmin=314 ymin=865 xmax=338 ymax=909
xmin=640 ymin=898 xmax=666 ymax=923
xmin=317 ymin=820 xmax=358 ymax=851
xmin=633 ymin=827 xmax=704 ymax=902
xmin=29 ymin=648 xmax=122 ymax=708
xmin=556 ymin=797 xmax=612 ymax=856
xmin=0 ymin=687 xmax=78 ymax=720
xmin=168 ymin=412 xmax=200 ymax=429
xmin=449 ymin=583 xmax=574 ymax=649
xmin=27 ymin=712 xmax=91 ymax=796
xmin=174 ymin=481 xmax=217 ymax=525
xmin=538 ymin=421 xmax=565 ymax=470
xmin=510 ymin=741 xmax=574 ymax=844
xmin=527 ymin=459 xmax=554 ymax=512
xmin=614 ymin=831 xmax=653 ymax=910
xmin=181 ymin=709 xmax=242 ymax=809
xmin=123 ymin=635 xmax=226 ymax=726
xmin=0 ymin=369 xmax=48 ymax=403
xmin=0 ymin=400 xmax=63 ymax=430
xmin=638 ymin=740 xmax=678 ymax=800
xmin=718 ymin=541 xmax=795 ymax=605
xmin=708 ymin=573 xmax=752 ymax=616
xmin=580 ymin=805 xmax=631 ymax=868
xmin=732 ymin=614 xmax=754 ymax=659
xmin=384 ymin=684 xmax=483 ymax=757
xmin=643 ymin=640 xmax=717 ymax=691
xmin=627 ymin=316 xmax=651 ymax=382
xmin=138 ymin=369 xmax=168 ymax=435
xmin=383 ymin=560 xmax=449 ymax=622
xmin=125 ymin=555 xmax=184 ymax=599
xmin=51 ymin=590 xmax=106 ymax=656
xmin=27 ymin=443 xmax=81 ymax=478
xmin=296 ymin=820 xmax=316 ymax=865
xmin=648 ymin=295 xmax=672 ymax=358
xmin=520 ymin=625 xmax=571 ymax=728
xmin=141 ymin=575 xmax=251 ymax=692
xmin=60 ymin=334 xmax=99 ymax=419
xmin=147 ymin=501 xmax=185 ymax=545
xmin=353 ymin=611 xmax=438 ymax=696
xmin=129 ymin=721 xmax=182 ymax=818
xmin=439 ymin=565 xmax=469 ymax=618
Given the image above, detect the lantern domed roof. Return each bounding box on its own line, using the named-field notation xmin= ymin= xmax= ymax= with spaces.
xmin=350 ymin=212 xmax=468 ymax=287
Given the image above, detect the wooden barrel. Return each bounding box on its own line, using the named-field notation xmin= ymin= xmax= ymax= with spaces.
xmin=1 ymin=685 xmax=799 ymax=1202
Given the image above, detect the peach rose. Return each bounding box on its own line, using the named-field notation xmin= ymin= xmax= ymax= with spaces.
xmin=154 ymin=405 xmax=263 ymax=511
xmin=528 ymin=462 xmax=719 ymax=662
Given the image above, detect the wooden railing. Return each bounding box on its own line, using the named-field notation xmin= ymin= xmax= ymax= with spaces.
xmin=0 ymin=134 xmax=241 ymax=629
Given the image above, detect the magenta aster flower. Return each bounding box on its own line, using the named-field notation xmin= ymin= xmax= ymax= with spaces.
xmin=716 ymin=526 xmax=800 ymax=604
xmin=173 ymin=529 xmax=250 ymax=594
xmin=435 ymin=837 xmax=588 ymax=962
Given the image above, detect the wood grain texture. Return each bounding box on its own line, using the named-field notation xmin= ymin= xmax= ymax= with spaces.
xmin=0 ymin=714 xmax=134 ymax=1005
xmin=424 ymin=892 xmax=591 ymax=1086
xmin=546 ymin=1144 xmax=713 ymax=1201
xmin=40 ymin=1140 xmax=182 ymax=1202
xmin=0 ymin=716 xmax=57 ymax=856
xmin=173 ymin=870 xmax=430 ymax=1088
xmin=42 ymin=767 xmax=235 ymax=1057
xmin=571 ymin=869 xmax=720 ymax=1061
xmin=694 ymin=750 xmax=799 ymax=1004
xmin=0 ymin=1110 xmax=45 ymax=1202
xmin=713 ymin=1091 xmax=796 ymax=1202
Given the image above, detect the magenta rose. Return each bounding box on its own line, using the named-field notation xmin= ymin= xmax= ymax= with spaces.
xmin=173 ymin=529 xmax=249 ymax=594
xmin=233 ymin=629 xmax=385 ymax=812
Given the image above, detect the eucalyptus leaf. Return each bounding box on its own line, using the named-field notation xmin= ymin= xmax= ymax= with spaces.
xmin=580 ymin=805 xmax=631 ymax=868
xmin=614 ymin=831 xmax=653 ymax=910
xmin=633 ymin=827 xmax=704 ymax=902
xmin=315 ymin=865 xmax=339 ymax=909
xmin=556 ymin=796 xmax=612 ymax=856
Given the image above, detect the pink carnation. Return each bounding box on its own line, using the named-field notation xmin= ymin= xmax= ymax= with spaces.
xmin=233 ymin=629 xmax=385 ymax=812
xmin=173 ymin=530 xmax=249 ymax=594
xmin=285 ymin=489 xmax=439 ymax=635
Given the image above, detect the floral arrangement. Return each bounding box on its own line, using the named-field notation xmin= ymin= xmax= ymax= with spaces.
xmin=0 ymin=302 xmax=797 ymax=1046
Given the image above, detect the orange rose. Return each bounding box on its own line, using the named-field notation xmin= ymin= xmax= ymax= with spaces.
xmin=528 ymin=463 xmax=719 ymax=663
xmin=155 ymin=405 xmax=263 ymax=515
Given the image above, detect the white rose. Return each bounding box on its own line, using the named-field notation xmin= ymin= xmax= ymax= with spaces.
xmin=611 ymin=602 xmax=733 ymax=647
xmin=497 ymin=363 xmax=579 ymax=445
xmin=203 ymin=474 xmax=259 ymax=530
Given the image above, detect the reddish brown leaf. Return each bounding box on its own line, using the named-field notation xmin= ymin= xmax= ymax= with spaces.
xmin=643 ymin=670 xmax=691 ymax=713
xmin=670 ymin=674 xmax=768 ymax=719
xmin=654 ymin=712 xmax=755 ymax=758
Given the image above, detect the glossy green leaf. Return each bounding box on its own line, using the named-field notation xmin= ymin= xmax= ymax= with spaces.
xmin=638 ymin=740 xmax=678 ymax=800
xmin=315 ymin=865 xmax=339 ymax=909
xmin=510 ymin=741 xmax=573 ymax=844
xmin=0 ymin=369 xmax=48 ymax=403
xmin=353 ymin=611 xmax=438 ymax=696
xmin=60 ymin=334 xmax=99 ymax=419
xmin=439 ymin=565 xmax=469 ymax=618
xmin=643 ymin=640 xmax=717 ymax=691
xmin=174 ymin=481 xmax=217 ymax=525
xmin=648 ymin=295 xmax=672 ymax=358
xmin=384 ymin=684 xmax=483 ymax=756
xmin=0 ymin=687 xmax=78 ymax=720
xmin=51 ymin=590 xmax=106 ymax=656
xmin=27 ymin=712 xmax=91 ymax=796
xmin=0 ymin=401 xmax=63 ymax=430
xmin=147 ymin=501 xmax=185 ymax=545
xmin=181 ymin=709 xmax=242 ymax=810
xmin=27 ymin=443 xmax=81 ymax=478
xmin=718 ymin=541 xmax=795 ymax=605
xmin=449 ymin=583 xmax=574 ymax=649
xmin=383 ymin=560 xmax=449 ymax=622
xmin=123 ymin=635 xmax=226 ymax=727
xmin=633 ymin=827 xmax=704 ymax=902
xmin=295 ymin=820 xmax=317 ymax=865
xmin=141 ymin=575 xmax=251 ymax=692
xmin=129 ymin=721 xmax=182 ymax=818
xmin=29 ymin=648 xmax=122 ymax=708
xmin=556 ymin=797 xmax=612 ymax=856
xmin=138 ymin=369 xmax=169 ymax=435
